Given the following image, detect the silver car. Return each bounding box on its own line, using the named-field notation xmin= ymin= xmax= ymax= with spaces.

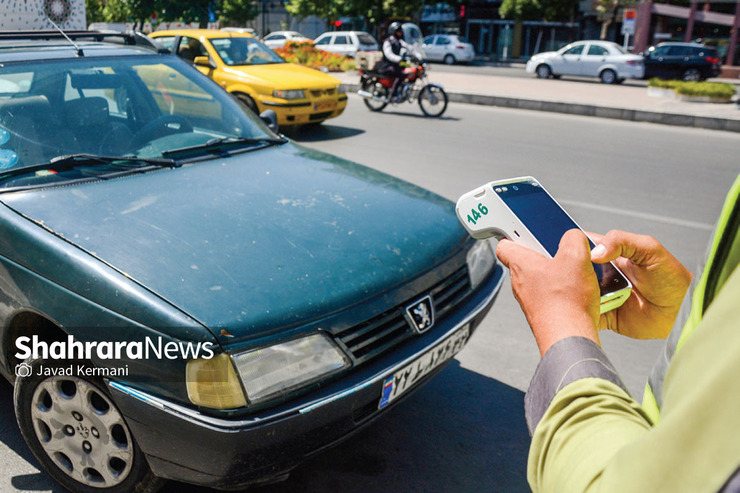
xmin=423 ymin=34 xmax=475 ymax=64
xmin=526 ymin=40 xmax=644 ymax=84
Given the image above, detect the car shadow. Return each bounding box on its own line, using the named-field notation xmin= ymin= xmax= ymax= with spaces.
xmin=164 ymin=361 xmax=531 ymax=493
xmin=282 ymin=124 xmax=365 ymax=143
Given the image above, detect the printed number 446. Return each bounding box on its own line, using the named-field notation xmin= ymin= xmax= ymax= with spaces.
xmin=467 ymin=203 xmax=488 ymax=225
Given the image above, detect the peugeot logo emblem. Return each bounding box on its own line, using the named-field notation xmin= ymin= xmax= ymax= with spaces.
xmin=405 ymin=295 xmax=435 ymax=334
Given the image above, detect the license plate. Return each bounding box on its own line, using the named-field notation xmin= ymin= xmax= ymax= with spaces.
xmin=314 ymin=100 xmax=336 ymax=111
xmin=378 ymin=324 xmax=470 ymax=409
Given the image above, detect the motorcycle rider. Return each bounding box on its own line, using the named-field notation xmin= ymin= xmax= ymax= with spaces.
xmin=376 ymin=22 xmax=412 ymax=102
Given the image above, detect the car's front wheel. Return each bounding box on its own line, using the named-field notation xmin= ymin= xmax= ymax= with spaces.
xmin=14 ymin=359 xmax=163 ymax=493
xmin=536 ymin=64 xmax=552 ymax=79
xmin=682 ymin=68 xmax=703 ymax=82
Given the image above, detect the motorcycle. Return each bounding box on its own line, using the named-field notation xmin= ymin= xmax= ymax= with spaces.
xmin=357 ymin=57 xmax=448 ymax=117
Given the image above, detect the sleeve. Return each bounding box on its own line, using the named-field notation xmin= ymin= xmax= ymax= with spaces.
xmin=525 ymin=337 xmax=654 ymax=492
xmin=382 ymin=39 xmax=403 ymax=63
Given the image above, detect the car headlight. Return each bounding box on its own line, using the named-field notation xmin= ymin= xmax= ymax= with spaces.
xmin=231 ymin=333 xmax=350 ymax=405
xmin=186 ymin=353 xmax=247 ymax=409
xmin=467 ymin=240 xmax=496 ymax=290
xmin=273 ymin=89 xmax=305 ymax=100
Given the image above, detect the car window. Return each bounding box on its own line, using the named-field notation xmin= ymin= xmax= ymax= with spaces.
xmin=334 ymin=35 xmax=349 ymax=45
xmin=0 ymin=56 xmax=273 ymax=177
xmin=0 ymin=72 xmax=33 ymax=95
xmin=423 ymin=35 xmax=435 ymax=44
xmin=563 ymin=45 xmax=584 ymax=56
xmin=177 ymin=37 xmax=208 ymax=63
xmin=210 ymin=37 xmax=285 ymax=66
xmin=651 ymin=46 xmax=670 ymax=57
xmin=357 ymin=34 xmax=376 ymax=45
xmin=315 ymin=35 xmax=331 ymax=45
xmin=587 ymin=45 xmax=609 ymax=56
xmin=267 ymin=34 xmax=284 ymax=40
xmin=435 ymin=36 xmax=451 ymax=46
xmin=667 ymin=46 xmax=689 ymax=56
xmin=152 ymin=36 xmax=176 ymax=53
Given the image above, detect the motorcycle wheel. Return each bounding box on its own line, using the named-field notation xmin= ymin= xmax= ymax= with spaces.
xmin=418 ymin=85 xmax=448 ymax=118
xmin=362 ymin=80 xmax=389 ymax=112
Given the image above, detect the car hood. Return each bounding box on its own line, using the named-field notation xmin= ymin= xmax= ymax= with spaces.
xmin=531 ymin=51 xmax=557 ymax=60
xmin=224 ymin=63 xmax=341 ymax=90
xmin=1 ymin=143 xmax=466 ymax=343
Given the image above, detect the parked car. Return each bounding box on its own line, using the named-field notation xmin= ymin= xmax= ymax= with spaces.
xmin=150 ymin=29 xmax=347 ymax=126
xmin=526 ymin=40 xmax=645 ymax=84
xmin=262 ymin=30 xmax=311 ymax=49
xmin=423 ymin=34 xmax=475 ymax=64
xmin=0 ymin=30 xmax=503 ymax=492
xmin=313 ymin=30 xmax=379 ymax=58
xmin=642 ymin=42 xmax=721 ymax=81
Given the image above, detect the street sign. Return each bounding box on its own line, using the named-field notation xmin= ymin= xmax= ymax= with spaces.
xmin=622 ymin=9 xmax=637 ymax=35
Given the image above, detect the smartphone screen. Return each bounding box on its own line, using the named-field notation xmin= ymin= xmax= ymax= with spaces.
xmin=494 ymin=179 xmax=630 ymax=296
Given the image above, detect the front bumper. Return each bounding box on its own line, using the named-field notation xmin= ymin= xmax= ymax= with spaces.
xmin=259 ymin=95 xmax=348 ymax=125
xmin=107 ymin=265 xmax=504 ymax=490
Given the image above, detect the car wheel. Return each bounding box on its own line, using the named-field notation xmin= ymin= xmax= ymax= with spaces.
xmin=14 ymin=358 xmax=164 ymax=493
xmin=443 ymin=54 xmax=456 ymax=65
xmin=600 ymin=69 xmax=617 ymax=84
xmin=235 ymin=93 xmax=259 ymax=114
xmin=682 ymin=68 xmax=702 ymax=82
xmin=536 ymin=64 xmax=551 ymax=79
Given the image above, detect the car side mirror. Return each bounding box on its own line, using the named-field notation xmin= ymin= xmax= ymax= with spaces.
xmin=193 ymin=56 xmax=216 ymax=69
xmin=259 ymin=110 xmax=278 ymax=133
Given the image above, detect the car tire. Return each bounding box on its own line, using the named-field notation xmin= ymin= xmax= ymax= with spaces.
xmin=536 ymin=64 xmax=551 ymax=79
xmin=235 ymin=93 xmax=259 ymax=114
xmin=14 ymin=358 xmax=164 ymax=493
xmin=600 ymin=69 xmax=617 ymax=84
xmin=682 ymin=68 xmax=702 ymax=82
xmin=443 ymin=54 xmax=456 ymax=65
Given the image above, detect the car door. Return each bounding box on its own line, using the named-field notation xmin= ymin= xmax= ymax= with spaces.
xmin=314 ymin=34 xmax=334 ymax=53
xmin=333 ymin=34 xmax=351 ymax=56
xmin=264 ymin=34 xmax=285 ymax=49
xmin=423 ymin=35 xmax=438 ymax=61
xmin=551 ymin=44 xmax=584 ymax=75
xmin=580 ymin=43 xmax=609 ymax=77
xmin=435 ymin=36 xmax=452 ymax=61
xmin=644 ymin=45 xmax=671 ymax=78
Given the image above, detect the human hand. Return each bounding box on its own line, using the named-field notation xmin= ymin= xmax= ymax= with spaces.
xmin=590 ymin=230 xmax=692 ymax=339
xmin=496 ymin=229 xmax=600 ymax=357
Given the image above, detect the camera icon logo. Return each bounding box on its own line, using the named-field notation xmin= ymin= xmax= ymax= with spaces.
xmin=15 ymin=362 xmax=32 ymax=378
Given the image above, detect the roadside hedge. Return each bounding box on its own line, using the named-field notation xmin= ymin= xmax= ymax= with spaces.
xmin=647 ymin=78 xmax=736 ymax=99
xmin=274 ymin=41 xmax=356 ymax=72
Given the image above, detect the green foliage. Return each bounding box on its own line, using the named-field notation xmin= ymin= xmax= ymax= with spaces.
xmin=275 ymin=41 xmax=356 ymax=72
xmin=86 ymin=0 xmax=106 ymax=23
xmin=219 ymin=0 xmax=258 ymax=25
xmin=286 ymin=0 xmax=423 ymax=25
xmin=499 ymin=0 xmax=542 ymax=21
xmin=648 ymin=78 xmax=736 ymax=99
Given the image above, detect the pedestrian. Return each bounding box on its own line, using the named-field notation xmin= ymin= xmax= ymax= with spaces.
xmin=495 ymin=174 xmax=740 ymax=492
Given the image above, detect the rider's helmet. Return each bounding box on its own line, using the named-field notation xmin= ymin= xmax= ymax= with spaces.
xmin=388 ymin=22 xmax=403 ymax=39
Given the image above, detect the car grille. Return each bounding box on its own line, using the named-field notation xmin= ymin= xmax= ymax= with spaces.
xmin=310 ymin=88 xmax=337 ymax=98
xmin=309 ymin=111 xmax=333 ymax=121
xmin=335 ymin=266 xmax=472 ymax=366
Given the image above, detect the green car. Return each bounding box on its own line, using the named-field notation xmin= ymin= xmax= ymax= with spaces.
xmin=0 ymin=31 xmax=503 ymax=491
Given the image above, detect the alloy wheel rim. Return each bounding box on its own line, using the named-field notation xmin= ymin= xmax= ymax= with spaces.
xmin=30 ymin=376 xmax=134 ymax=488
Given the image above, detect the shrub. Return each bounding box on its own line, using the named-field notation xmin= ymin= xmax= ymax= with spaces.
xmin=648 ymin=78 xmax=736 ymax=99
xmin=274 ymin=41 xmax=356 ymax=72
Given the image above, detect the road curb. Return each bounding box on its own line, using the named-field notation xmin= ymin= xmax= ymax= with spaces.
xmin=341 ymin=83 xmax=740 ymax=133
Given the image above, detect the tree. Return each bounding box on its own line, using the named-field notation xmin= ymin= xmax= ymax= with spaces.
xmin=86 ymin=0 xmax=106 ymax=23
xmin=219 ymin=0 xmax=258 ymax=25
xmin=594 ymin=0 xmax=638 ymax=40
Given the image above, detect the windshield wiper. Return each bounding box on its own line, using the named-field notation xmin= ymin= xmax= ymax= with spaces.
xmin=0 ymin=153 xmax=179 ymax=181
xmin=161 ymin=136 xmax=286 ymax=159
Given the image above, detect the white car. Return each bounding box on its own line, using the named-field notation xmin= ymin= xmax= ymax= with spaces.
xmin=423 ymin=34 xmax=475 ymax=64
xmin=262 ymin=31 xmax=311 ymax=49
xmin=526 ymin=40 xmax=644 ymax=84
xmin=313 ymin=31 xmax=379 ymax=58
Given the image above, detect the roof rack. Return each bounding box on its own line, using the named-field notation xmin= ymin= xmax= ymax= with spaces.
xmin=0 ymin=30 xmax=166 ymax=53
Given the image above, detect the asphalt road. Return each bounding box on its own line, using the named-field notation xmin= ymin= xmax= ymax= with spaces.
xmin=2 ymin=97 xmax=738 ymax=493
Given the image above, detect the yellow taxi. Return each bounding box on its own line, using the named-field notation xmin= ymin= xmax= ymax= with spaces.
xmin=149 ymin=29 xmax=347 ymax=126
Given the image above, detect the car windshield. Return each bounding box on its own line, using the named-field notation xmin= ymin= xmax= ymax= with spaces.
xmin=209 ymin=37 xmax=285 ymax=66
xmin=0 ymin=54 xmax=277 ymax=185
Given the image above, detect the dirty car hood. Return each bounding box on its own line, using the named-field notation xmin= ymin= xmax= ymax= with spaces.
xmin=1 ymin=143 xmax=467 ymax=342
